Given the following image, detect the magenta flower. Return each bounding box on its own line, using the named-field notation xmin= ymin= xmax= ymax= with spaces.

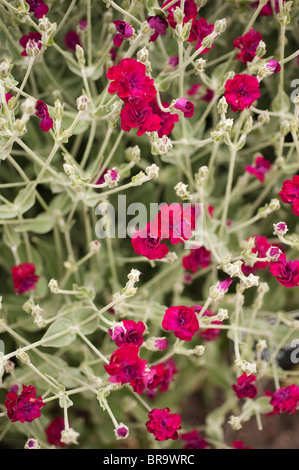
xmin=217 ymin=278 xmax=233 ymax=294
xmin=162 ymin=0 xmax=198 ymax=29
xmin=107 ymin=58 xmax=157 ymax=103
xmin=78 ymin=19 xmax=88 ymax=31
xmin=279 ymin=175 xmax=299 ymax=216
xmin=151 ymin=99 xmax=179 ymax=137
xmin=154 ymin=338 xmax=168 ymax=351
xmin=46 ymin=417 xmax=66 ymax=447
xmin=146 ymin=408 xmax=182 ymax=441
xmin=232 ymin=373 xmax=258 ymax=399
xmin=162 ymin=305 xmax=199 ymax=341
xmin=181 ymin=430 xmax=208 ymax=449
xmin=147 ymin=359 xmax=179 ymax=394
xmin=5 ymin=385 xmax=46 ymax=423
xmin=245 ymin=155 xmax=271 ymax=183
xmin=35 ymin=100 xmax=53 ymax=132
xmin=25 ymin=0 xmax=49 ymax=19
xmin=104 ymin=344 xmax=147 ymax=386
xmin=113 ymin=20 xmax=134 ymax=47
xmin=182 ymin=246 xmax=211 ymax=274
xmin=232 ymin=440 xmax=251 ymax=449
xmin=233 ymin=28 xmax=263 ymax=64
xmin=131 ymin=222 xmax=169 ymax=260
xmin=224 ymin=74 xmax=260 ymax=112
xmin=108 ymin=319 xmax=146 ymax=347
xmin=269 ymin=253 xmax=299 ymax=288
xmin=147 ymin=16 xmax=168 ymax=42
xmin=173 ymin=97 xmax=194 ymax=117
xmin=120 ymin=99 xmax=162 ymax=136
xmin=266 ymin=59 xmax=281 ymax=73
xmin=168 ymin=56 xmax=179 ymax=68
xmin=187 ymin=83 xmax=214 ymax=102
xmin=251 ymin=0 xmax=286 ymax=16
xmin=270 ymin=384 xmax=299 ymax=414
xmin=64 ymin=31 xmax=81 ymax=51
xmin=151 ymin=203 xmax=194 ymax=245
xmin=19 ymin=32 xmax=42 ymax=56
xmin=242 ymin=235 xmax=276 ymax=276
xmin=187 ymin=17 xmax=214 ymax=53
xmin=11 ymin=262 xmax=39 ymax=294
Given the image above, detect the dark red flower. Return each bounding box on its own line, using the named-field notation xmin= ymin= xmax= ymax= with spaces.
xmin=162 ymin=0 xmax=198 ymax=29
xmin=46 ymin=417 xmax=66 ymax=447
xmin=251 ymin=0 xmax=286 ymax=16
xmin=187 ymin=18 xmax=214 ymax=53
xmin=162 ymin=305 xmax=199 ymax=341
xmin=25 ymin=0 xmax=49 ymax=19
xmin=64 ymin=31 xmax=81 ymax=51
xmin=113 ymin=20 xmax=134 ymax=47
xmin=151 ymin=203 xmax=194 ymax=245
xmin=266 ymin=60 xmax=281 ymax=74
xmin=5 ymin=384 xmax=46 ymax=423
xmin=35 ymin=100 xmax=53 ymax=132
xmin=270 ymin=384 xmax=299 ymax=414
xmin=173 ymin=97 xmax=194 ymax=117
xmin=224 ymin=74 xmax=260 ymax=112
xmin=245 ymin=155 xmax=271 ymax=183
xmin=269 ymin=253 xmax=299 ymax=288
xmin=120 ymin=99 xmax=162 ymax=136
xmin=19 ymin=32 xmax=42 ymax=56
xmin=232 ymin=373 xmax=258 ymax=399
xmin=151 ymin=99 xmax=179 ymax=137
xmin=131 ymin=222 xmax=169 ymax=260
xmin=11 ymin=263 xmax=39 ymax=294
xmin=146 ymin=407 xmax=182 ymax=441
xmin=241 ymin=235 xmax=273 ymax=275
xmin=181 ymin=430 xmax=208 ymax=449
xmin=232 ymin=440 xmax=251 ymax=449
xmin=108 ymin=319 xmax=146 ymax=347
xmin=107 ymin=58 xmax=157 ymax=103
xmin=147 ymin=358 xmax=179 ymax=394
xmin=279 ymin=175 xmax=299 ymax=216
xmin=104 ymin=344 xmax=147 ymax=386
xmin=233 ymin=28 xmax=263 ymax=64
xmin=182 ymin=246 xmax=211 ymax=273
xmin=147 ymin=16 xmax=168 ymax=42
xmin=193 ymin=306 xmax=222 ymax=342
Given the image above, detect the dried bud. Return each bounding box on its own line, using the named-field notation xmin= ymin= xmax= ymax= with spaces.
xmin=76 ymin=95 xmax=90 ymax=112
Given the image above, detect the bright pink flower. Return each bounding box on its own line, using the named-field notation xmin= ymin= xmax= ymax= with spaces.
xmin=251 ymin=0 xmax=286 ymax=16
xmin=270 ymin=384 xmax=299 ymax=414
xmin=232 ymin=373 xmax=258 ymax=399
xmin=151 ymin=203 xmax=194 ymax=245
xmin=115 ymin=426 xmax=129 ymax=438
xmin=11 ymin=262 xmax=39 ymax=294
xmin=46 ymin=417 xmax=66 ymax=447
xmin=232 ymin=440 xmax=251 ymax=449
xmin=104 ymin=344 xmax=147 ymax=386
xmin=162 ymin=0 xmax=197 ymax=28
xmin=107 ymin=58 xmax=157 ymax=102
xmin=113 ymin=20 xmax=134 ymax=47
xmin=154 ymin=338 xmax=168 ymax=351
xmin=162 ymin=305 xmax=199 ymax=341
xmin=151 ymin=99 xmax=179 ymax=137
xmin=266 ymin=59 xmax=281 ymax=73
xmin=108 ymin=319 xmax=146 ymax=347
xmin=64 ymin=31 xmax=81 ymax=51
xmin=35 ymin=100 xmax=53 ymax=132
xmin=279 ymin=175 xmax=299 ymax=216
xmin=19 ymin=32 xmax=42 ymax=56
xmin=173 ymin=97 xmax=194 ymax=117
xmin=131 ymin=222 xmax=169 ymax=260
xmin=25 ymin=0 xmax=49 ymax=19
xmin=146 ymin=407 xmax=182 ymax=441
xmin=147 ymin=16 xmax=168 ymax=42
xmin=245 ymin=155 xmax=271 ymax=183
xmin=233 ymin=28 xmax=263 ymax=64
xmin=224 ymin=74 xmax=260 ymax=112
xmin=217 ymin=278 xmax=233 ymax=294
xmin=5 ymin=384 xmax=46 ymax=423
xmin=187 ymin=18 xmax=214 ymax=53
xmin=168 ymin=56 xmax=179 ymax=68
xmin=182 ymin=246 xmax=211 ymax=273
xmin=120 ymin=99 xmax=162 ymax=136
xmin=181 ymin=430 xmax=208 ymax=449
xmin=187 ymin=83 xmax=214 ymax=102
xmin=147 ymin=358 xmax=179 ymax=394
xmin=242 ymin=235 xmax=274 ymax=275
xmin=269 ymin=253 xmax=299 ymax=288
xmin=193 ymin=306 xmax=222 ymax=341
xmin=78 ymin=19 xmax=88 ymax=31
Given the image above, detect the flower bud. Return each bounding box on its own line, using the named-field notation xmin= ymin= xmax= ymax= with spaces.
xmin=75 ymin=45 xmax=85 ymax=66
xmin=125 ymin=145 xmax=141 ymax=163
xmin=174 ymin=182 xmax=192 ymax=200
xmin=76 ymin=95 xmax=90 ymax=112
xmin=0 ymin=60 xmax=12 ymax=78
xmin=145 ymin=164 xmax=159 ymax=179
